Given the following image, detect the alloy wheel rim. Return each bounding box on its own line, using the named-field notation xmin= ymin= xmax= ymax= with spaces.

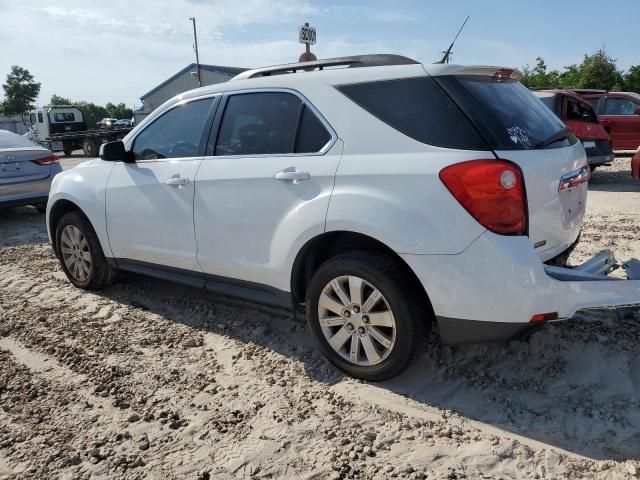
xmin=60 ymin=225 xmax=92 ymax=282
xmin=318 ymin=275 xmax=396 ymax=367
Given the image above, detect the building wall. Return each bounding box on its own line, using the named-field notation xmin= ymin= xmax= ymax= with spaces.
xmin=141 ymin=69 xmax=237 ymax=113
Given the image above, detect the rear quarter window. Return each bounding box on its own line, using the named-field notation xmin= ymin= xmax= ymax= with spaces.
xmin=337 ymin=76 xmax=489 ymax=150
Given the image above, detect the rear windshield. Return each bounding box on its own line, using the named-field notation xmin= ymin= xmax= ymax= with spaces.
xmin=435 ymin=76 xmax=570 ymax=150
xmin=337 ymin=76 xmax=489 ymax=150
xmin=53 ymin=112 xmax=75 ymax=122
xmin=0 ymin=131 xmax=39 ymax=149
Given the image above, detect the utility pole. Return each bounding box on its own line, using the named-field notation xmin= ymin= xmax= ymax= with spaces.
xmin=189 ymin=17 xmax=202 ymax=87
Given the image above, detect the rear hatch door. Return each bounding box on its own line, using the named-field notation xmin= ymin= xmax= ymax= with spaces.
xmin=432 ymin=70 xmax=588 ymax=260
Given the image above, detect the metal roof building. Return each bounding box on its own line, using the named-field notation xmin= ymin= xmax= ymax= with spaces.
xmin=139 ymin=63 xmax=246 ymax=117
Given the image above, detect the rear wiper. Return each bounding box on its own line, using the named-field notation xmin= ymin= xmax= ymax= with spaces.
xmin=535 ymin=126 xmax=573 ymax=149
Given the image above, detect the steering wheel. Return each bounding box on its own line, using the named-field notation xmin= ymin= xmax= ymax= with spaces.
xmin=169 ymin=141 xmax=197 ymax=158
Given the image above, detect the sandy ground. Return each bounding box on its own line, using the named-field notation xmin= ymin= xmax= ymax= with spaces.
xmin=0 ymin=155 xmax=639 ymax=480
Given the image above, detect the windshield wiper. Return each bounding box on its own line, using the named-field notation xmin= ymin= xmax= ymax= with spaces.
xmin=535 ymin=126 xmax=573 ymax=149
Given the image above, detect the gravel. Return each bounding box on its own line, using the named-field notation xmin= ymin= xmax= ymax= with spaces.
xmin=0 ymin=156 xmax=638 ymax=479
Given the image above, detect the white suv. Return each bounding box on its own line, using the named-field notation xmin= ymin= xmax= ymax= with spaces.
xmin=47 ymin=55 xmax=640 ymax=380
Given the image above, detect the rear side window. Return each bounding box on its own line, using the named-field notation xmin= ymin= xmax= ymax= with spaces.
xmin=132 ymin=98 xmax=213 ymax=160
xmin=436 ymin=76 xmax=569 ymax=150
xmin=214 ymin=92 xmax=332 ymax=156
xmin=337 ymin=77 xmax=488 ymax=150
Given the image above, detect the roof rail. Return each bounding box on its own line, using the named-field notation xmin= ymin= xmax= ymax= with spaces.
xmin=571 ymin=89 xmax=607 ymax=94
xmin=231 ymin=54 xmax=420 ymax=81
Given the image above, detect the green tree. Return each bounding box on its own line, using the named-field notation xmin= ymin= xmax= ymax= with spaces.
xmin=105 ymin=102 xmax=133 ymax=119
xmin=623 ymin=65 xmax=640 ymax=93
xmin=75 ymin=101 xmax=108 ymax=129
xmin=575 ymin=49 xmax=623 ymax=91
xmin=50 ymin=94 xmax=73 ymax=106
xmin=520 ymin=57 xmax=561 ymax=89
xmin=558 ymin=64 xmax=581 ymax=89
xmin=0 ymin=65 xmax=41 ymax=115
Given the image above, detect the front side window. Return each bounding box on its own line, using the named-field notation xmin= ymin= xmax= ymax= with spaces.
xmin=603 ymin=97 xmax=638 ymax=115
xmin=132 ymin=98 xmax=213 ymax=160
xmin=29 ymin=113 xmax=36 ymax=125
xmin=214 ymin=92 xmax=331 ymax=156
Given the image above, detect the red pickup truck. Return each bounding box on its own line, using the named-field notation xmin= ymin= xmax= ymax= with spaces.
xmin=579 ymin=91 xmax=640 ymax=151
xmin=534 ymin=89 xmax=614 ymax=170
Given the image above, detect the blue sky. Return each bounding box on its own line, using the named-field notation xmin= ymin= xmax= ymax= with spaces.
xmin=0 ymin=0 xmax=637 ymax=107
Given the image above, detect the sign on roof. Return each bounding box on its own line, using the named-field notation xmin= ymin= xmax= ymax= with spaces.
xmin=299 ymin=24 xmax=316 ymax=45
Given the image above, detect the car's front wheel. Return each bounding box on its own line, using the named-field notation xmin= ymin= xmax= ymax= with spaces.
xmin=306 ymin=251 xmax=428 ymax=381
xmin=55 ymin=211 xmax=116 ymax=290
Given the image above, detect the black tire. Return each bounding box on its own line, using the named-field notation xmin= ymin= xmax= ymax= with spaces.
xmin=306 ymin=251 xmax=430 ymax=381
xmin=55 ymin=211 xmax=116 ymax=290
xmin=590 ymin=165 xmax=596 ymax=173
xmin=82 ymin=139 xmax=98 ymax=157
xmin=63 ymin=149 xmax=73 ymax=157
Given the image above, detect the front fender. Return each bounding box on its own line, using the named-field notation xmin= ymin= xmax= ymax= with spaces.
xmin=46 ymin=160 xmax=114 ymax=257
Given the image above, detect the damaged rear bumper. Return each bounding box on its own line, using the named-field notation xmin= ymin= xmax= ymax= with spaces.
xmin=401 ymin=233 xmax=640 ymax=345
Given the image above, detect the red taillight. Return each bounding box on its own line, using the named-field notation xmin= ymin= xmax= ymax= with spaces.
xmin=32 ymin=154 xmax=59 ymax=165
xmin=439 ymin=159 xmax=527 ymax=235
xmin=530 ymin=312 xmax=558 ymax=323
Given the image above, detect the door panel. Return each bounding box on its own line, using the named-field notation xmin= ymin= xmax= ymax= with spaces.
xmin=194 ymin=90 xmax=341 ymax=291
xmin=106 ymin=159 xmax=202 ymax=270
xmin=194 ymin=144 xmax=342 ymax=289
xmin=106 ymin=96 xmax=216 ymax=270
xmin=599 ymin=97 xmax=640 ymax=149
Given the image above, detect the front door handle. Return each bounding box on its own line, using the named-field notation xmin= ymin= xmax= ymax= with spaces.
xmin=275 ymin=168 xmax=310 ymax=184
xmin=165 ymin=175 xmax=190 ymax=186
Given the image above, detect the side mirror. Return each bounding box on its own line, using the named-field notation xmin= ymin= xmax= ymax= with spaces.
xmin=99 ymin=141 xmax=134 ymax=162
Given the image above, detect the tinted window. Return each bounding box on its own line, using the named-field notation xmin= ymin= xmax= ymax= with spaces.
xmin=584 ymin=96 xmax=601 ymax=111
xmin=603 ymin=97 xmax=638 ymax=115
xmin=29 ymin=113 xmax=36 ymax=125
xmin=338 ymin=77 xmax=487 ymax=150
xmin=535 ymin=93 xmax=561 ymax=117
xmin=295 ymin=105 xmax=331 ymax=153
xmin=566 ymin=98 xmax=597 ymax=122
xmin=436 ymin=76 xmax=569 ymax=150
xmin=37 ymin=113 xmax=43 ymax=123
xmin=53 ymin=112 xmax=75 ymax=122
xmin=132 ymin=98 xmax=213 ymax=160
xmin=216 ymin=93 xmax=303 ymax=156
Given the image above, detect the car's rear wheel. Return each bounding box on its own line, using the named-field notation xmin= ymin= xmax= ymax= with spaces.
xmin=55 ymin=211 xmax=116 ymax=289
xmin=306 ymin=251 xmax=428 ymax=381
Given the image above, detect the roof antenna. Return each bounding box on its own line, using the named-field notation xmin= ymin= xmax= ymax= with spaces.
xmin=436 ymin=16 xmax=470 ymax=64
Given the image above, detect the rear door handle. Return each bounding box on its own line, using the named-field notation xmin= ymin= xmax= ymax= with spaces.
xmin=165 ymin=175 xmax=190 ymax=186
xmin=275 ymin=168 xmax=310 ymax=184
